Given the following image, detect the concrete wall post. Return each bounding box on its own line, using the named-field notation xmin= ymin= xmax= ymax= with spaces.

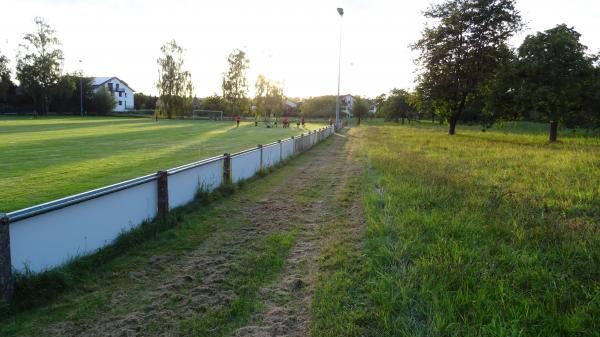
xmin=157 ymin=171 xmax=169 ymax=219
xmin=0 ymin=213 xmax=13 ymax=304
xmin=223 ymin=153 xmax=231 ymax=184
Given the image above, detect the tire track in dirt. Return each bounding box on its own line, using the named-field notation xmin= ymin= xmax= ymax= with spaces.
xmin=44 ymin=129 xmax=361 ymax=337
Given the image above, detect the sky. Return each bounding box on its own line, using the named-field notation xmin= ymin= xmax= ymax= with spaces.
xmin=1 ymin=0 xmax=599 ymax=98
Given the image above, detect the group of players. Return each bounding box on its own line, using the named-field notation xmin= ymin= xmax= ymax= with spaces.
xmin=234 ymin=115 xmax=334 ymax=128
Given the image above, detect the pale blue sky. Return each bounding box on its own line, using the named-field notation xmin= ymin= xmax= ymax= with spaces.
xmin=1 ymin=0 xmax=599 ymax=98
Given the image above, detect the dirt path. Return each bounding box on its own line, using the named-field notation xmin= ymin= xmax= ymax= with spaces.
xmin=232 ymin=131 xmax=364 ymax=337
xmin=43 ymin=129 xmax=363 ymax=337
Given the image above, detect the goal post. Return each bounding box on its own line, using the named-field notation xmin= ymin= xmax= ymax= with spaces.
xmin=192 ymin=110 xmax=224 ymax=120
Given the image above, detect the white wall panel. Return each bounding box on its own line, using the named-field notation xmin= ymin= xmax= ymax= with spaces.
xmin=262 ymin=144 xmax=281 ymax=168
xmin=10 ymin=180 xmax=158 ymax=273
xmin=231 ymin=149 xmax=261 ymax=182
xmin=168 ymin=160 xmax=223 ymax=209
xmin=282 ymin=139 xmax=294 ymax=159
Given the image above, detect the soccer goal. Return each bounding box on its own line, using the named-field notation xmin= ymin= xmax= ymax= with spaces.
xmin=192 ymin=110 xmax=224 ymax=120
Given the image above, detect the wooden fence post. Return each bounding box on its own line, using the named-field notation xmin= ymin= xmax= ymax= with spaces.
xmin=223 ymin=153 xmax=231 ymax=184
xmin=258 ymin=144 xmax=263 ymax=170
xmin=0 ymin=213 xmax=13 ymax=304
xmin=157 ymin=171 xmax=169 ymax=219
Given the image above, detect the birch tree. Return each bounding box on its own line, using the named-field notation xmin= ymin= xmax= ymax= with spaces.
xmin=156 ymin=40 xmax=193 ymax=119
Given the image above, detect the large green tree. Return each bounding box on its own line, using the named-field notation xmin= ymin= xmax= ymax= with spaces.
xmin=156 ymin=40 xmax=193 ymax=119
xmin=374 ymin=93 xmax=387 ymax=118
xmin=413 ymin=85 xmax=437 ymax=123
xmin=301 ymin=96 xmax=336 ymax=118
xmin=90 ymin=87 xmax=116 ymax=115
xmin=199 ymin=94 xmax=226 ymax=112
xmin=254 ymin=74 xmax=285 ymax=120
xmin=222 ymin=49 xmax=249 ymax=117
xmin=412 ymin=0 xmax=522 ymax=135
xmin=16 ymin=17 xmax=64 ymax=114
xmin=380 ymin=89 xmax=415 ymax=124
xmin=0 ymin=51 xmax=14 ymax=103
xmin=47 ymin=73 xmax=94 ymax=114
xmin=516 ymin=24 xmax=597 ymax=141
xmin=586 ymin=65 xmax=600 ymax=128
xmin=134 ymin=92 xmax=158 ymax=110
xmin=351 ymin=96 xmax=369 ymax=125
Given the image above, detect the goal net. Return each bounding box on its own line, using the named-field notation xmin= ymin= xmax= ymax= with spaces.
xmin=192 ymin=110 xmax=224 ymax=120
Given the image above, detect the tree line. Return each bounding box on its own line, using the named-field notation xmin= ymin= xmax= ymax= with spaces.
xmin=0 ymin=18 xmax=290 ymax=119
xmin=0 ymin=18 xmax=116 ymax=115
xmin=155 ymin=43 xmax=289 ymax=120
xmin=376 ymin=0 xmax=600 ymax=142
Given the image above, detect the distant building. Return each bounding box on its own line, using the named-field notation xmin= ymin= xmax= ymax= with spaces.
xmin=340 ymin=94 xmax=354 ymax=117
xmin=91 ymin=77 xmax=135 ymax=112
xmin=285 ymin=100 xmax=300 ymax=116
xmin=369 ymin=101 xmax=377 ymax=115
xmin=192 ymin=97 xmax=202 ymax=110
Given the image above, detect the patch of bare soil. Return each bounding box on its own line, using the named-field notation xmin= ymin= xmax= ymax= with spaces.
xmin=44 ymin=129 xmax=363 ymax=337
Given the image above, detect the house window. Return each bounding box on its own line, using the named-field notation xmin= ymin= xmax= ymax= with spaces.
xmin=118 ymin=101 xmax=122 ymax=106
xmin=119 ymin=92 xmax=122 ymax=97
xmin=108 ymin=83 xmax=113 ymax=91
xmin=116 ymin=83 xmax=120 ymax=91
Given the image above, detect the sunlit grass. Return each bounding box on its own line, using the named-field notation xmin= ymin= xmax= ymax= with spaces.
xmin=0 ymin=116 xmax=323 ymax=212
xmin=312 ymin=122 xmax=600 ymax=336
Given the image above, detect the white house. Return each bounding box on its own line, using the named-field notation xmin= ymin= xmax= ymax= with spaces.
xmin=341 ymin=94 xmax=355 ymax=117
xmin=369 ymin=102 xmax=377 ymax=115
xmin=91 ymin=77 xmax=135 ymax=112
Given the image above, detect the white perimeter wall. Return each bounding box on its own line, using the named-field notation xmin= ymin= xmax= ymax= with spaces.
xmin=231 ymin=149 xmax=261 ymax=182
xmin=7 ymin=127 xmax=333 ymax=274
xmin=262 ymin=144 xmax=281 ymax=168
xmin=10 ymin=180 xmax=158 ymax=273
xmin=168 ymin=159 xmax=223 ymax=209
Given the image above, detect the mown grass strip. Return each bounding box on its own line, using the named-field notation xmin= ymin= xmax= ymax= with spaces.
xmin=178 ymin=230 xmax=297 ymax=336
xmin=311 ymin=154 xmax=373 ymax=337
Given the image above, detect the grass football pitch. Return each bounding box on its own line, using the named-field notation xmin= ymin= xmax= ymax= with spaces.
xmin=0 ymin=116 xmax=323 ymax=212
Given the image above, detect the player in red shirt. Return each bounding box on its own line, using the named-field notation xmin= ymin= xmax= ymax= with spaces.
xmin=301 ymin=116 xmax=305 ymax=128
xmin=235 ymin=115 xmax=241 ymax=127
xmin=329 ymin=117 xmax=333 ymax=126
xmin=283 ymin=116 xmax=289 ymax=128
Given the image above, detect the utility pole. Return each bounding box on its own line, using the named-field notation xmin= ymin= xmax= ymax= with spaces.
xmin=335 ymin=7 xmax=344 ymax=131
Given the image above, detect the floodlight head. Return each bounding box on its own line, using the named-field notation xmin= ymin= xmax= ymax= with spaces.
xmin=337 ymin=8 xmax=344 ymax=16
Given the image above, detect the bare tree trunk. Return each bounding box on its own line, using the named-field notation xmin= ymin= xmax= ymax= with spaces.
xmin=549 ymin=121 xmax=558 ymax=142
xmin=449 ymin=116 xmax=458 ymax=135
xmin=449 ymin=96 xmax=466 ymax=135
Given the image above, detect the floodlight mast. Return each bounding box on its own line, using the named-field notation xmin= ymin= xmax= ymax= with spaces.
xmin=335 ymin=8 xmax=344 ymax=131
xmin=79 ymin=60 xmax=84 ymax=117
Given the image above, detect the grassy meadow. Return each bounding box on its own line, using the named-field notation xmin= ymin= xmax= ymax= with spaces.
xmin=0 ymin=116 xmax=322 ymax=212
xmin=312 ymin=121 xmax=600 ymax=336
